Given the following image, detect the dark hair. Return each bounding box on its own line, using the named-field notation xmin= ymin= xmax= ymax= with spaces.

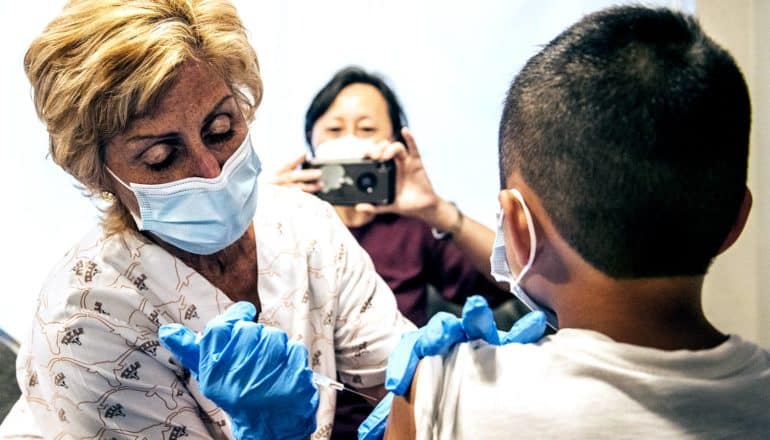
xmin=304 ymin=66 xmax=408 ymax=153
xmin=498 ymin=6 xmax=751 ymax=278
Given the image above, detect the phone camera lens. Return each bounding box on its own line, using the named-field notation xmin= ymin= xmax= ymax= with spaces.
xmin=356 ymin=172 xmax=378 ymax=194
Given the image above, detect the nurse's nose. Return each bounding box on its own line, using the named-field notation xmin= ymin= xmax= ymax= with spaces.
xmin=188 ymin=141 xmax=222 ymax=179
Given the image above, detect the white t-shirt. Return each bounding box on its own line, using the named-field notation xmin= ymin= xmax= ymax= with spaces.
xmin=15 ymin=184 xmax=414 ymax=439
xmin=414 ymin=328 xmax=770 ymax=439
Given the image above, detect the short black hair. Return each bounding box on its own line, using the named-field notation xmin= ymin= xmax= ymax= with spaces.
xmin=499 ymin=6 xmax=751 ymax=278
xmin=304 ymin=66 xmax=408 ymax=153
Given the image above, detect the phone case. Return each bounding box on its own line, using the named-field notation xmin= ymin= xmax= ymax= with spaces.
xmin=303 ymin=159 xmax=395 ymax=206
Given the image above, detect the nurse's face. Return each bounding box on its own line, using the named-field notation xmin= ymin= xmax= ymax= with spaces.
xmin=104 ymin=60 xmax=249 ymax=216
xmin=310 ymin=83 xmax=394 ymax=151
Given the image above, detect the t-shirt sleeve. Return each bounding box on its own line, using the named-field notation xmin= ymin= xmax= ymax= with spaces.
xmin=16 ymin=292 xmax=232 ymax=439
xmin=413 ymin=342 xmax=495 ymax=440
xmin=412 ymin=350 xmax=455 ymax=440
xmin=319 ymin=205 xmax=416 ymax=388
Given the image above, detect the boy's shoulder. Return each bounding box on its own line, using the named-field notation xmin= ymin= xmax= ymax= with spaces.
xmin=438 ymin=329 xmax=770 ymax=380
xmin=410 ymin=330 xmax=770 ymax=438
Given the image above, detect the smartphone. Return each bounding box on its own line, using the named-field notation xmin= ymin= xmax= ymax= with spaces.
xmin=302 ymin=158 xmax=396 ymax=206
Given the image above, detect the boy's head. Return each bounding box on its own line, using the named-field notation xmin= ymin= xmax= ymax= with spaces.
xmin=499 ymin=6 xmax=751 ymax=279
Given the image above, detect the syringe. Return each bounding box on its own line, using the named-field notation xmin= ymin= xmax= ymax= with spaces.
xmin=311 ymin=372 xmax=379 ymax=403
xmin=192 ymin=330 xmax=379 ymax=403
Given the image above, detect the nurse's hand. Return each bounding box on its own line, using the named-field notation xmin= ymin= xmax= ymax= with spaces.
xmin=358 ymin=296 xmax=547 ymax=440
xmin=158 ymin=302 xmax=319 ymax=440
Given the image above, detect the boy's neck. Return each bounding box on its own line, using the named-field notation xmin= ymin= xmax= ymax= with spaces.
xmin=555 ymin=275 xmax=727 ymax=351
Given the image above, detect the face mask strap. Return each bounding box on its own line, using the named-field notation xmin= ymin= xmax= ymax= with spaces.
xmin=103 ymin=166 xmax=145 ymax=228
xmin=509 ymin=188 xmax=537 ymax=283
xmin=105 ymin=166 xmax=132 ymax=191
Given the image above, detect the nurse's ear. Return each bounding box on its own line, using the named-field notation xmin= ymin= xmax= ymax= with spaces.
xmin=498 ymin=188 xmax=536 ymax=275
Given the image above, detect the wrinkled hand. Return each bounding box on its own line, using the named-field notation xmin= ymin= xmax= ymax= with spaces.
xmin=271 ymin=153 xmax=323 ymax=193
xmin=158 ymin=302 xmax=319 ymax=440
xmin=356 ymin=128 xmax=442 ymax=221
xmin=358 ymin=296 xmax=547 ymax=439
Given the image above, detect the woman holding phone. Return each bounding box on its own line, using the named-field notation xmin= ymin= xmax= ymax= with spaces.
xmin=273 ymin=66 xmax=522 ymax=437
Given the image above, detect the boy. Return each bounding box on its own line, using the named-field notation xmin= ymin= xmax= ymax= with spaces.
xmin=385 ymin=6 xmax=769 ymax=439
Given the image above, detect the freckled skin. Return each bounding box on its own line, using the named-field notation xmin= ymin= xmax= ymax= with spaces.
xmin=104 ymin=60 xmax=259 ymax=307
xmin=105 ymin=61 xmax=248 ymax=210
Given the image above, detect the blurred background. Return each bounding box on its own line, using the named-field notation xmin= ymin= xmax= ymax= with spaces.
xmin=0 ymin=0 xmax=767 ymax=422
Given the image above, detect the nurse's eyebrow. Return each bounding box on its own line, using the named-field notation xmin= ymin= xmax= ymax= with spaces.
xmin=126 ymin=132 xmax=175 ymax=143
xmin=125 ymin=95 xmax=236 ymax=144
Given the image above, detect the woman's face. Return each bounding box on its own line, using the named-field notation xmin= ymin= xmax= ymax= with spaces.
xmin=105 ymin=61 xmax=248 ymax=217
xmin=310 ymin=83 xmax=394 ymax=150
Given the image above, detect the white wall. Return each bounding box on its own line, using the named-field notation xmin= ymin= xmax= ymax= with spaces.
xmin=697 ymin=0 xmax=769 ymax=347
xmin=242 ymin=0 xmax=693 ymax=225
xmin=8 ymin=0 xmax=742 ymax=343
xmin=0 ymin=1 xmax=99 ymax=343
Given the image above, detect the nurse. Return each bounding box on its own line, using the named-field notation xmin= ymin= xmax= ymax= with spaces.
xmin=16 ymin=1 xmax=413 ymax=438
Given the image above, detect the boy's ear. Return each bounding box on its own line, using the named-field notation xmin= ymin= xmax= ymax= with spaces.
xmin=717 ymin=187 xmax=752 ymax=254
xmin=498 ymin=189 xmax=534 ymax=271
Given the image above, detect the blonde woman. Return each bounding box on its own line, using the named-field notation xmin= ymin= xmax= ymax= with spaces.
xmin=16 ymin=0 xmax=413 ymax=438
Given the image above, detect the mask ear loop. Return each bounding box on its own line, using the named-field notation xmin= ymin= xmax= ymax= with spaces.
xmin=105 ymin=167 xmax=145 ymax=229
xmin=105 ymin=167 xmax=133 ymax=190
xmin=509 ymin=188 xmax=537 ymax=283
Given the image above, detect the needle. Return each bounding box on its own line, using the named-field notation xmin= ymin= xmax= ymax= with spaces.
xmin=311 ymin=372 xmax=379 ymax=403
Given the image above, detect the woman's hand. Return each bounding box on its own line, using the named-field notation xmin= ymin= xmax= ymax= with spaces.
xmin=364 ymin=127 xmax=500 ymax=279
xmin=271 ymin=153 xmax=322 ymax=193
xmin=356 ymin=127 xmax=448 ymax=226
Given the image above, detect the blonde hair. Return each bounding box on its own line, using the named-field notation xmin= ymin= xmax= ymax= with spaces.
xmin=25 ymin=0 xmax=262 ymax=233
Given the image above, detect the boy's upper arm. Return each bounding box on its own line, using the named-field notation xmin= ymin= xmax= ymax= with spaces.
xmin=384 ymin=343 xmax=468 ymax=440
xmin=384 ymin=362 xmax=421 ymax=440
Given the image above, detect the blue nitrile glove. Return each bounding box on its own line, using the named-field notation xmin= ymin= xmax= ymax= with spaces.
xmin=384 ymin=311 xmax=465 ymax=396
xmin=358 ymin=295 xmax=547 ymax=440
xmin=158 ymin=301 xmax=319 ymax=440
xmin=461 ymin=295 xmax=548 ymax=345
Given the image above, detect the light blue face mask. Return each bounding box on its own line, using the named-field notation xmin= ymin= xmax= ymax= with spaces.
xmin=108 ymin=133 xmax=261 ymax=255
xmin=490 ymin=188 xmax=558 ymax=329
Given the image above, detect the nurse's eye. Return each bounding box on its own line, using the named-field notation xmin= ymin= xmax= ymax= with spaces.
xmin=204 ymin=114 xmax=235 ymax=145
xmin=359 ymin=126 xmax=377 ymax=133
xmin=143 ymin=143 xmax=177 ymax=171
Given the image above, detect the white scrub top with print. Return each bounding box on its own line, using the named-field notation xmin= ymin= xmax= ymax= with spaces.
xmin=15 ymin=184 xmax=414 ymax=439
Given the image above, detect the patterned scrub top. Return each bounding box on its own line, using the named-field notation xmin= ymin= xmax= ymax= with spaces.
xmin=15 ymin=184 xmax=415 ymax=439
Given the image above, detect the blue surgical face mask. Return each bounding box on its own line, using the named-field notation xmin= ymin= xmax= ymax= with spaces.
xmin=490 ymin=188 xmax=558 ymax=329
xmin=107 ymin=133 xmax=261 ymax=255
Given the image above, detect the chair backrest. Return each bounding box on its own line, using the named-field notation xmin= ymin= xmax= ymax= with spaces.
xmin=0 ymin=328 xmax=20 ymax=425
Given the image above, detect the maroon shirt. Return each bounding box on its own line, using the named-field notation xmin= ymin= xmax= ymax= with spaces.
xmin=332 ymin=213 xmax=512 ymax=438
